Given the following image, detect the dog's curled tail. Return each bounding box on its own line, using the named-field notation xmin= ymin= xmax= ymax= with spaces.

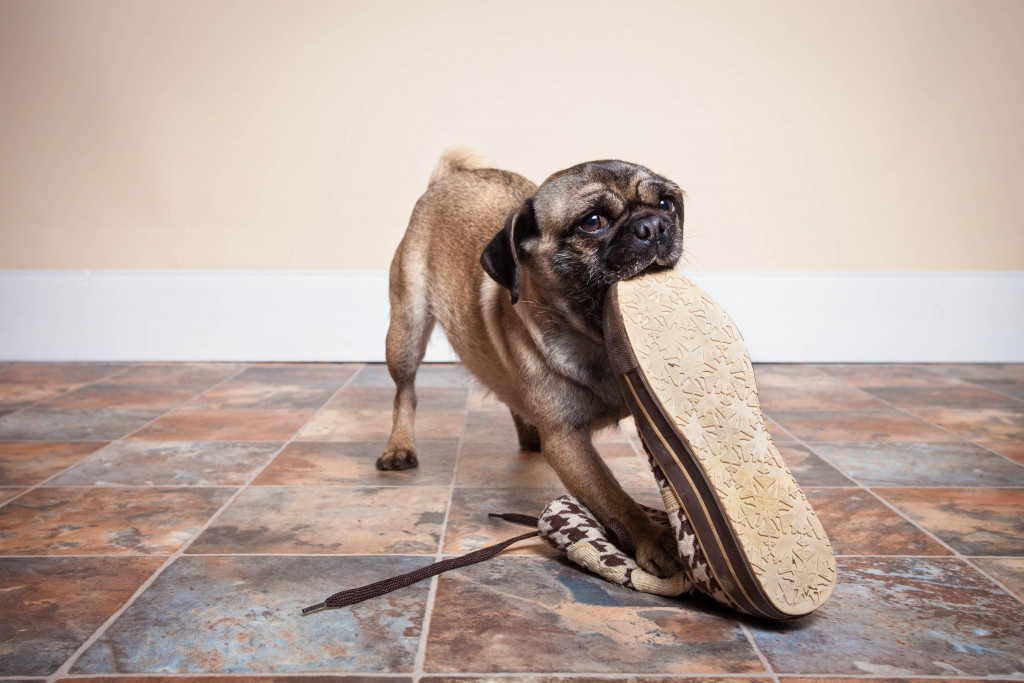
xmin=428 ymin=148 xmax=489 ymax=187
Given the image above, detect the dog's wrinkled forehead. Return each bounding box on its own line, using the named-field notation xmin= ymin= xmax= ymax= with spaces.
xmin=532 ymin=160 xmax=679 ymax=229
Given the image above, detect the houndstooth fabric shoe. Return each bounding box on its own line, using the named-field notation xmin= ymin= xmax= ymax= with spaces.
xmin=604 ymin=269 xmax=837 ymax=619
xmin=537 ymin=494 xmax=693 ymax=597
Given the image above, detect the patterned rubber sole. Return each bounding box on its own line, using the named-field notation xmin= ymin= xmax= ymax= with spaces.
xmin=605 ymin=270 xmax=836 ymax=618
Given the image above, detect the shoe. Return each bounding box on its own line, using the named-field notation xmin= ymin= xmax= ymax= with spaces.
xmin=604 ymin=269 xmax=836 ymax=619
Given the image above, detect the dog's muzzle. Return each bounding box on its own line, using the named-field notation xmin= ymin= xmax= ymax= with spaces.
xmin=630 ymin=215 xmax=681 ymax=266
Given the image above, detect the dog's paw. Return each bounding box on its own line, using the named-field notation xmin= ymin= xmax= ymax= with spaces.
xmin=376 ymin=447 xmax=419 ymax=471
xmin=634 ymin=526 xmax=683 ymax=578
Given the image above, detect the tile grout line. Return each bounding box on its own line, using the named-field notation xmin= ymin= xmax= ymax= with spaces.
xmin=622 ymin=421 xmax=781 ymax=680
xmin=642 ymin=367 xmax=1024 ymax=664
xmin=0 ymin=364 xmax=148 ymax=510
xmin=773 ymin=367 xmax=1024 ymax=607
xmin=857 ymin=382 xmax=1024 ymax=472
xmin=24 ymin=674 xmax=1021 ymax=681
xmin=767 ymin=369 xmax=1024 ymax=644
xmin=833 ymin=387 xmax=1024 ymax=608
xmin=411 ymin=379 xmax=472 ymax=683
xmin=13 ymin=672 xmax=913 ymax=680
xmin=808 ymin=365 xmax=1024 ymax=474
xmin=45 ymin=363 xmax=364 ymax=682
xmin=0 ymin=365 xmax=254 ymax=512
xmin=781 ymin=424 xmax=1024 ymax=611
xmin=937 ymin=371 xmax=1024 ymax=405
xmin=0 ymin=362 xmax=133 ymax=420
xmin=738 ymin=622 xmax=779 ymax=683
xmin=42 ymin=674 xmax=407 ymax=680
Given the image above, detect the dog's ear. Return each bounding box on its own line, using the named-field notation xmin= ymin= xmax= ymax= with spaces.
xmin=480 ymin=197 xmax=536 ymax=305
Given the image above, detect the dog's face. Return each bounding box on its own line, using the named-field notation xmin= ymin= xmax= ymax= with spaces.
xmin=481 ymin=160 xmax=684 ymax=315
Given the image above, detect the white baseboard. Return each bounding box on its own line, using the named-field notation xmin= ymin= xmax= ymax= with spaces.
xmin=0 ymin=270 xmax=1021 ymax=363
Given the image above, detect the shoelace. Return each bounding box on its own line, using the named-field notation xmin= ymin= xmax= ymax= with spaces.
xmin=302 ymin=513 xmax=540 ymax=614
xmin=302 ymin=511 xmax=637 ymax=614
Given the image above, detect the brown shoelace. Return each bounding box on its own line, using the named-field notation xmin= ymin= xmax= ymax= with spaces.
xmin=302 ymin=512 xmax=540 ymax=614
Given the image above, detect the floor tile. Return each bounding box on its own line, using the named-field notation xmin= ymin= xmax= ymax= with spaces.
xmin=68 ymin=677 xmax=411 ymax=683
xmin=132 ymin=408 xmax=313 ymax=441
xmin=255 ymin=440 xmax=457 ymax=486
xmin=768 ymin=410 xmax=960 ymax=443
xmin=188 ymin=486 xmax=448 ymax=554
xmin=456 ymin=442 xmax=561 ymax=488
xmin=0 ymin=441 xmax=108 ymax=486
xmin=812 ymin=442 xmax=1024 ymax=487
xmin=973 ymin=557 xmax=1024 ymax=601
xmin=751 ymin=364 xmax=835 ymax=388
xmin=0 ymin=383 xmax=72 ymax=411
xmin=462 ymin=410 xmax=518 ymax=442
xmin=467 ymin=384 xmax=505 ymax=410
xmin=188 ymin=382 xmax=338 ymax=411
xmin=599 ymin=442 xmax=661 ymax=496
xmin=0 ymin=408 xmax=165 ymax=441
xmin=44 ymin=384 xmax=200 ymax=411
xmin=461 ymin=412 xmax=635 ymax=447
xmin=777 ymin=443 xmax=855 ymax=487
xmin=0 ymin=487 xmax=24 ymax=505
xmin=863 ymin=384 xmax=1021 ymax=410
xmin=423 ymin=678 xmax=771 ymax=683
xmin=878 ymin=488 xmax=1024 ymax=556
xmin=749 ymin=557 xmax=1024 ymax=676
xmin=298 ymin=409 xmax=465 ymax=441
xmin=2 ymin=360 xmax=1019 ymax=680
xmin=444 ymin=487 xmax=565 ymax=556
xmin=72 ymin=555 xmax=429 ymax=674
xmin=933 ymin=368 xmax=1024 ymax=405
xmin=455 ymin=441 xmax=654 ymax=497
xmin=424 ymin=556 xmax=764 ymax=675
xmin=780 ymin=678 xmax=1023 ymax=683
xmin=102 ymin=362 xmax=244 ymax=387
xmin=804 ymin=488 xmax=949 ymax=556
xmin=350 ymin=363 xmax=472 ymax=388
xmin=757 ymin=384 xmax=886 ymax=411
xmin=231 ymin=363 xmax=361 ymax=387
xmin=928 ymin=363 xmax=1024 ymax=383
xmin=593 ymin=418 xmax=635 ymax=443
xmin=0 ymin=487 xmax=233 ymax=555
xmin=764 ymin=415 xmax=796 ymax=442
xmin=977 ymin=383 xmax=1024 ymax=401
xmin=906 ymin=406 xmax=1024 ymax=442
xmin=47 ymin=441 xmax=282 ymax=486
xmin=926 ymin=364 xmax=1024 ymax=402
xmin=977 ymin=440 xmax=1024 ymax=464
xmin=0 ymin=556 xmax=163 ymax=676
xmin=814 ymin=363 xmax=967 ymax=387
xmin=329 ymin=386 xmax=469 ymax=411
xmin=0 ymin=362 xmax=126 ymax=386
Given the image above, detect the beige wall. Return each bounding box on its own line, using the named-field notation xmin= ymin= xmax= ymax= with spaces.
xmin=1 ymin=0 xmax=1022 ymax=271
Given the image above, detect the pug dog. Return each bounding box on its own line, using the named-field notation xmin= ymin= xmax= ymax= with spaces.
xmin=379 ymin=150 xmax=685 ymax=577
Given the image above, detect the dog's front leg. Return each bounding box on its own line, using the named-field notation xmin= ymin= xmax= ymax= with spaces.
xmin=540 ymin=427 xmax=681 ymax=578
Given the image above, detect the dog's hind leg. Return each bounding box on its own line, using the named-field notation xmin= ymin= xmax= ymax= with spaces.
xmin=378 ymin=245 xmax=435 ymax=471
xmin=511 ymin=411 xmax=542 ymax=452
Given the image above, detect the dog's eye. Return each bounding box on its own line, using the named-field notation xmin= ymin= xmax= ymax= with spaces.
xmin=659 ymin=197 xmax=676 ymax=216
xmin=579 ymin=213 xmax=609 ymax=233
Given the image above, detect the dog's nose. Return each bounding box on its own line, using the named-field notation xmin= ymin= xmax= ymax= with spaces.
xmin=633 ymin=216 xmax=668 ymax=242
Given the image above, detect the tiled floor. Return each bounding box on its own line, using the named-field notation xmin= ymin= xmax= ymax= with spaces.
xmin=2 ymin=361 xmax=1024 ymax=682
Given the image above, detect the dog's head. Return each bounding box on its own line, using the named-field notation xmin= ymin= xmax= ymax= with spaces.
xmin=481 ymin=160 xmax=684 ymax=310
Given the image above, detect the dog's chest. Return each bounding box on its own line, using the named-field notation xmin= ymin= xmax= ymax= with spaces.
xmin=541 ymin=327 xmax=629 ymax=421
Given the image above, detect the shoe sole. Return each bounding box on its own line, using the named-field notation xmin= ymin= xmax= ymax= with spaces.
xmin=605 ymin=270 xmax=836 ymax=619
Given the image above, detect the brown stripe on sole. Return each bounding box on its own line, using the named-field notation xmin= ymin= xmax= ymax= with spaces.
xmin=604 ymin=271 xmax=836 ymax=618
